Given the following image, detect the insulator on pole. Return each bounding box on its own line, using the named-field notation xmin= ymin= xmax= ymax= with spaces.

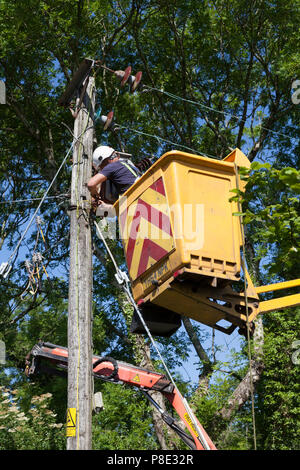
xmin=114 ymin=66 xmax=143 ymax=92
xmin=114 ymin=66 xmax=132 ymax=86
xmin=99 ymin=111 xmax=114 ymax=130
xmin=129 ymin=71 xmax=143 ymax=93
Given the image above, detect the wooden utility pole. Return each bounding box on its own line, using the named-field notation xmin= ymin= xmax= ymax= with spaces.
xmin=67 ymin=75 xmax=95 ymax=450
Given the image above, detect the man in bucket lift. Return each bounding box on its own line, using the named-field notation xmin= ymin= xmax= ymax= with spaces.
xmin=88 ymin=146 xmax=182 ymax=337
xmin=88 ymin=145 xmax=140 ymax=216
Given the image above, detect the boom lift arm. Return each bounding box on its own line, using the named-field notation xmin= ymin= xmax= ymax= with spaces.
xmin=25 ymin=342 xmax=216 ymax=451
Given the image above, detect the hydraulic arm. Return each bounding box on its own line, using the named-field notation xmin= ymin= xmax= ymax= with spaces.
xmin=25 ymin=342 xmax=216 ymax=451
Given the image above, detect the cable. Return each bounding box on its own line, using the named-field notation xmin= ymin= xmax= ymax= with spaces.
xmin=117 ymin=124 xmax=221 ymax=160
xmin=0 ymin=144 xmax=73 ymax=279
xmin=95 ymin=81 xmax=298 ymax=158
xmin=95 ymin=82 xmax=297 ymax=161
xmin=93 ymin=218 xmax=211 ymax=450
xmin=141 ymin=389 xmax=197 ymax=450
xmin=234 ymin=163 xmax=257 ymax=450
xmin=143 ymin=85 xmax=300 ymax=145
xmin=0 ymin=194 xmax=68 ymax=205
xmin=20 ymin=218 xmax=50 ymax=300
xmin=0 ymin=119 xmax=94 ymax=280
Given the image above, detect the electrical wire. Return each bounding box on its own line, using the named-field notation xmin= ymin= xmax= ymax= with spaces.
xmin=0 ymin=194 xmax=68 ymax=205
xmin=116 ymin=124 xmax=221 ymax=160
xmin=1 ymin=144 xmax=73 ymax=277
xmin=95 ymin=82 xmax=299 ymax=151
xmin=143 ymin=85 xmax=300 ymax=144
xmin=93 ymin=219 xmax=211 ymax=450
xmin=1 ymin=119 xmax=94 ymax=279
xmin=95 ymin=85 xmax=298 ymax=163
xmin=234 ymin=163 xmax=257 ymax=450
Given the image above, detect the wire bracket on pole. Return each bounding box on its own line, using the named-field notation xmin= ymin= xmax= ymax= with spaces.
xmin=114 ymin=269 xmax=129 ymax=286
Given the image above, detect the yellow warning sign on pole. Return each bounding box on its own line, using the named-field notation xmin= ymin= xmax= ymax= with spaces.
xmin=66 ymin=408 xmax=76 ymax=437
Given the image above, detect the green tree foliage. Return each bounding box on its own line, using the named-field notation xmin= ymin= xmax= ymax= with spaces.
xmin=256 ymin=310 xmax=300 ymax=450
xmin=92 ymin=383 xmax=158 ymax=450
xmin=0 ymin=0 xmax=299 ymax=450
xmin=240 ymin=163 xmax=300 ymax=279
xmin=0 ymin=387 xmax=64 ymax=450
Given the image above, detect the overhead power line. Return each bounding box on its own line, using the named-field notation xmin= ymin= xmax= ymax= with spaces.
xmin=0 ymin=122 xmax=91 ymax=279
xmin=117 ymin=124 xmax=221 ymax=160
xmin=143 ymin=85 xmax=300 ymax=144
xmin=0 ymin=194 xmax=68 ymax=205
xmin=95 ymin=82 xmax=298 ymax=159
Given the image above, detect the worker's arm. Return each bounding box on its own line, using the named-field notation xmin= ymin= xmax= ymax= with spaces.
xmin=87 ymin=173 xmax=107 ymax=198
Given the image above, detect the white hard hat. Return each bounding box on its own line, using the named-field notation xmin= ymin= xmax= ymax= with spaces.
xmin=93 ymin=146 xmax=115 ymax=169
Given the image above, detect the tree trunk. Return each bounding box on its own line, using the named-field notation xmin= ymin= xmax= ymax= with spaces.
xmin=219 ymin=317 xmax=264 ymax=420
xmin=182 ymin=317 xmax=213 ymax=396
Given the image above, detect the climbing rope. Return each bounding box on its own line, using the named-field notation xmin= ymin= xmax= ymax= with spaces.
xmin=21 ymin=260 xmax=39 ymax=299
xmin=20 ymin=217 xmax=50 ymax=299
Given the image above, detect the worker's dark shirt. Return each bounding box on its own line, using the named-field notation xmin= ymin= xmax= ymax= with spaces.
xmin=100 ymin=161 xmax=139 ymax=195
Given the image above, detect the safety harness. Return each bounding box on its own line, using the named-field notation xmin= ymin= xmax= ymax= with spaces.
xmin=119 ymin=159 xmax=141 ymax=180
